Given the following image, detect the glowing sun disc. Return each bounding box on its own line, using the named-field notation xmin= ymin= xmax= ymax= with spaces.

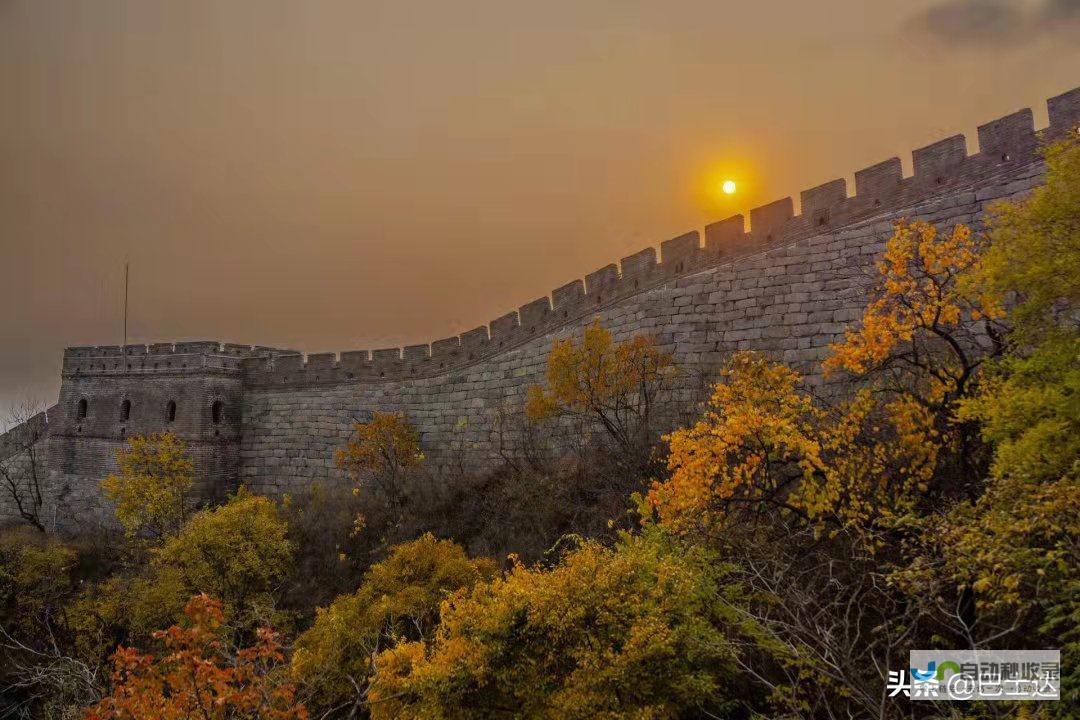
xmin=722 ymin=180 xmax=737 ymax=195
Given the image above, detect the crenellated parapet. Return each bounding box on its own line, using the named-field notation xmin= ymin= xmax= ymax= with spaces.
xmin=239 ymin=85 xmax=1080 ymax=389
xmin=0 ymin=405 xmax=57 ymax=464
xmin=63 ymin=342 xmax=299 ymax=377
xmin=14 ymin=83 xmax=1076 ymax=529
xmin=53 ymin=343 xmax=296 ymax=459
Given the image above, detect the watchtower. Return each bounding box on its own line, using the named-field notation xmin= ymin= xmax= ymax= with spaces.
xmin=47 ymin=342 xmax=259 ymax=519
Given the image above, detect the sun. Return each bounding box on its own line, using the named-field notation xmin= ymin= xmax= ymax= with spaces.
xmin=721 ymin=180 xmax=737 ymax=195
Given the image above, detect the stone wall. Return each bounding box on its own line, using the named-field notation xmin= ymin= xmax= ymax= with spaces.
xmin=0 ymin=406 xmax=57 ymax=529
xmin=0 ymin=85 xmax=1075 ymax=529
xmin=237 ymin=160 xmax=1046 ymax=495
xmin=37 ymin=347 xmax=262 ymax=530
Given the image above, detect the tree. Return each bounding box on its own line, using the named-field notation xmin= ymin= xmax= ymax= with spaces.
xmin=134 ymin=489 xmax=293 ymax=635
xmin=0 ymin=528 xmax=104 ymax=715
xmin=822 ymin=219 xmax=1005 ymax=408
xmin=822 ymin=218 xmax=1011 ymax=487
xmin=46 ymin=491 xmax=293 ymax=673
xmin=0 ymin=399 xmax=51 ymax=533
xmin=933 ymin=138 xmax=1080 ymax=713
xmin=650 ymin=212 xmax=1029 ymax=537
xmin=955 ymin=138 xmax=1080 ymax=492
xmin=368 ymin=531 xmax=744 ymax=720
xmin=100 ymin=433 xmax=194 ymax=541
xmin=696 ymin=521 xmax=929 ymax=720
xmin=972 ymin=138 xmax=1080 ymax=341
xmin=85 ymin=594 xmax=307 ymax=720
xmin=526 ymin=320 xmax=675 ymax=471
xmin=278 ymin=484 xmax=368 ymax=615
xmin=0 ymin=528 xmax=76 ymax=640
xmin=335 ymin=412 xmax=424 ymax=517
xmin=643 ymin=346 xmax=968 ymax=717
xmin=649 ymin=351 xmax=940 ymax=540
xmin=291 ymin=534 xmax=496 ymax=717
xmin=644 ymin=141 xmax=1080 ymax=717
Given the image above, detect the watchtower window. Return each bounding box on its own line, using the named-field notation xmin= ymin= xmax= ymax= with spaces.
xmin=120 ymin=399 xmax=131 ymax=422
xmin=77 ymin=398 xmax=88 ymax=420
xmin=211 ymin=400 xmax=224 ymax=425
xmin=166 ymin=401 xmax=177 ymax=423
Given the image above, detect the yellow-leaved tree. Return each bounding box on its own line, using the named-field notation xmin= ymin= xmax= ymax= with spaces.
xmin=645 ymin=140 xmax=1080 ymax=717
xmin=932 ymin=138 xmax=1079 ymax=710
xmin=650 ymin=216 xmax=1011 ymax=539
xmin=368 ymin=530 xmax=745 ymax=720
xmin=120 ymin=489 xmax=293 ymax=637
xmin=100 ymin=433 xmax=193 ymax=541
xmin=0 ymin=529 xmax=77 ymax=640
xmin=822 ymin=219 xmax=1004 ymax=409
xmin=526 ymin=320 xmax=675 ymax=470
xmin=335 ymin=411 xmax=423 ymax=519
xmin=0 ymin=530 xmax=100 ymax=714
xmin=821 ymin=219 xmax=1008 ymax=488
xmin=649 ymin=352 xmax=939 ymax=540
xmin=84 ymin=487 xmax=295 ymax=639
xmin=291 ymin=534 xmax=497 ymax=714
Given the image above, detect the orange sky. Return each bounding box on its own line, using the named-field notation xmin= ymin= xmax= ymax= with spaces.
xmin=1 ymin=0 xmax=1078 ymax=417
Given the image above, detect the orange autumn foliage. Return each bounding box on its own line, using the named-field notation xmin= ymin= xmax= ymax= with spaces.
xmin=335 ymin=411 xmax=424 ymax=480
xmin=526 ymin=320 xmax=674 ymax=462
xmin=335 ymin=411 xmax=423 ymax=520
xmin=85 ymin=594 xmax=306 ymax=720
xmin=648 ymin=352 xmax=938 ymax=538
xmin=823 ymin=219 xmax=1003 ymax=407
xmin=648 ymin=219 xmax=1002 ymax=538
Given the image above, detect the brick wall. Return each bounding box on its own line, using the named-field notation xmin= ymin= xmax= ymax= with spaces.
xmin=2 ymin=85 xmax=1075 ymax=529
xmin=237 ymin=161 xmax=1045 ymax=496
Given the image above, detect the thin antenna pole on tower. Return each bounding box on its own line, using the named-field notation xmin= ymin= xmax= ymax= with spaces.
xmin=123 ymin=261 xmax=129 ymax=355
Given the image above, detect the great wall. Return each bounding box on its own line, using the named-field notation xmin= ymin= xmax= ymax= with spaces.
xmin=3 ymin=86 xmax=1078 ymax=532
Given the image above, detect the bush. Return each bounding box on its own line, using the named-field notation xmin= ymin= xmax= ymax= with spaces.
xmin=369 ymin=531 xmax=746 ymax=720
xmin=292 ymin=534 xmax=496 ymax=715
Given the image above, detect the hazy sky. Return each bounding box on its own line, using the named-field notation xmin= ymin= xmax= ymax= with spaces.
xmin=2 ymin=0 xmax=1079 ymax=418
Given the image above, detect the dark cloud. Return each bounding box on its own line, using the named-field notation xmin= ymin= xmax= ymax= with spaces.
xmin=1044 ymin=0 xmax=1080 ymax=20
xmin=915 ymin=0 xmax=1022 ymax=42
xmin=908 ymin=0 xmax=1080 ymax=45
